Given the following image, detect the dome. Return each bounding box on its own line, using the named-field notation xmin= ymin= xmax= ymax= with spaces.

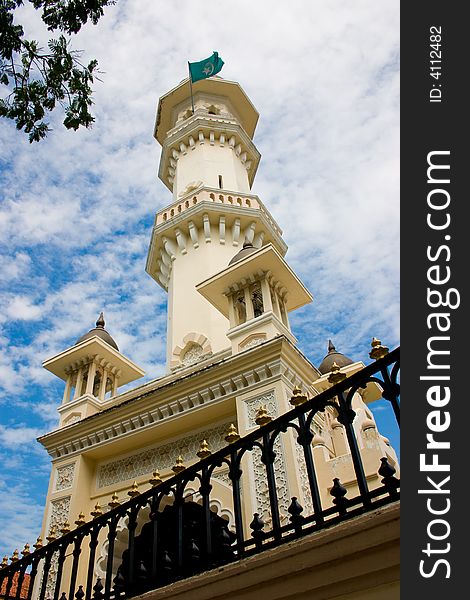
xmin=228 ymin=240 xmax=258 ymax=266
xmin=75 ymin=312 xmax=119 ymax=351
xmin=318 ymin=340 xmax=353 ymax=374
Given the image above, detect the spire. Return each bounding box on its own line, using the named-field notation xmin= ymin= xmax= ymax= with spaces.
xmin=318 ymin=339 xmax=354 ymax=375
xmin=75 ymin=313 xmax=119 ymax=351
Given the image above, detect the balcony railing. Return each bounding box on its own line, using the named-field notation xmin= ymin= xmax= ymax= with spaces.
xmin=0 ymin=347 xmax=400 ymax=600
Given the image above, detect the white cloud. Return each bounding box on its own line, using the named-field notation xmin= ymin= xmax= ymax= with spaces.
xmin=6 ymin=295 xmax=43 ymax=320
xmin=0 ymin=424 xmax=44 ymax=449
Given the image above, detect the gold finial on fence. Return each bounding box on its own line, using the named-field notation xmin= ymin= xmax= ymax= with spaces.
xmin=197 ymin=439 xmax=211 ymax=459
xmin=21 ymin=543 xmax=30 ymax=557
xmin=369 ymin=337 xmax=389 ymax=360
xmin=46 ymin=527 xmax=57 ymax=543
xmin=33 ymin=537 xmax=43 ymax=550
xmin=225 ymin=423 xmax=240 ymax=444
xmin=255 ymin=405 xmax=272 ymax=426
xmin=128 ymin=481 xmax=140 ymax=498
xmin=108 ymin=492 xmax=121 ymax=509
xmin=328 ymin=362 xmax=346 ymax=384
xmin=75 ymin=512 xmax=86 ymax=527
xmin=290 ymin=386 xmax=307 ymax=407
xmin=172 ymin=455 xmax=185 ymax=474
xmin=10 ymin=549 xmax=19 ymax=562
xmin=60 ymin=521 xmax=71 ymax=535
xmin=91 ymin=502 xmax=103 ymax=518
xmin=1 ymin=555 xmax=8 ymax=568
xmin=149 ymin=470 xmax=162 ymax=487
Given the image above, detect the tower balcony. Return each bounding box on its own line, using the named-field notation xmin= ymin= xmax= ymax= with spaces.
xmin=146 ymin=187 xmax=287 ymax=291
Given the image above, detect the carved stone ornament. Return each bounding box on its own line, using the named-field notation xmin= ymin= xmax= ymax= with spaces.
xmin=244 ymin=391 xmax=290 ymax=523
xmin=97 ymin=421 xmax=232 ymax=488
xmin=55 ymin=463 xmax=75 ymax=491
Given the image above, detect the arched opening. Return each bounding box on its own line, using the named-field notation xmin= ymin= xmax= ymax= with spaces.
xmin=250 ymin=283 xmax=264 ymax=318
xmin=112 ymin=501 xmax=235 ymax=597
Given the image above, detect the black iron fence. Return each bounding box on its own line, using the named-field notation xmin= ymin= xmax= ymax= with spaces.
xmin=0 ymin=347 xmax=400 ymax=600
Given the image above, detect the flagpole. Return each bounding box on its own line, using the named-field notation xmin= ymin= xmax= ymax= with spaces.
xmin=188 ymin=62 xmax=195 ymax=114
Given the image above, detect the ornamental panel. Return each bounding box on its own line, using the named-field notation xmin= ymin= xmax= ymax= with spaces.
xmin=97 ymin=421 xmax=232 ymax=489
xmin=55 ymin=463 xmax=75 ymax=491
xmin=244 ymin=391 xmax=290 ymax=523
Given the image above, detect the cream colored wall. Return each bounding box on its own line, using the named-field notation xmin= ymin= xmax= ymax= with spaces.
xmin=173 ymin=142 xmax=251 ymax=199
xmin=167 ymin=226 xmax=240 ymax=367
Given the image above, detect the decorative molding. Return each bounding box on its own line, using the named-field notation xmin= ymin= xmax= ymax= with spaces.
xmin=171 ymin=332 xmax=212 ymax=369
xmin=42 ymin=347 xmax=313 ymax=460
xmin=43 ymin=496 xmax=71 ymax=598
xmin=244 ymin=391 xmax=290 ymax=524
xmin=49 ymin=496 xmax=71 ymax=530
xmin=212 ymin=469 xmax=232 ymax=489
xmin=97 ymin=421 xmax=232 ymax=488
xmin=55 ymin=463 xmax=75 ymax=491
xmin=245 ymin=390 xmax=277 ymax=428
xmin=295 ymin=442 xmax=314 ymax=516
xmin=239 ymin=334 xmax=266 ymax=352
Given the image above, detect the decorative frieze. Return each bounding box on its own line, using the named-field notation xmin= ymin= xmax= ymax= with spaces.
xmin=44 ymin=355 xmax=288 ymax=460
xmin=97 ymin=422 xmax=232 ymax=488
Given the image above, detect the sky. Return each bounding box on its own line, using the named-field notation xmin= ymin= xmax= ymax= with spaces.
xmin=0 ymin=0 xmax=399 ymax=560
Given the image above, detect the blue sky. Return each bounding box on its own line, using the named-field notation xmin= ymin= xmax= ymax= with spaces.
xmin=0 ymin=0 xmax=399 ymax=559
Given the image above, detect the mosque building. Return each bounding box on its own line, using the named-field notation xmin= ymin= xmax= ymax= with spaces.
xmin=1 ymin=74 xmax=400 ymax=600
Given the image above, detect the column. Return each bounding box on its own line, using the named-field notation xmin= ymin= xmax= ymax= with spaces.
xmin=62 ymin=374 xmax=72 ymax=404
xmin=73 ymin=367 xmax=84 ymax=400
xmin=98 ymin=368 xmax=109 ymax=401
xmin=227 ymin=294 xmax=237 ymax=328
xmin=271 ymin=286 xmax=281 ymax=319
xmin=85 ymin=360 xmax=97 ymax=395
xmin=260 ymin=277 xmax=273 ymax=313
xmin=281 ymin=295 xmax=290 ymax=329
xmin=243 ymin=286 xmax=254 ymax=320
xmin=111 ymin=375 xmax=119 ymax=398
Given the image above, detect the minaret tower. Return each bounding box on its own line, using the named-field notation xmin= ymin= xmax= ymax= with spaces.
xmin=147 ymin=76 xmax=298 ymax=369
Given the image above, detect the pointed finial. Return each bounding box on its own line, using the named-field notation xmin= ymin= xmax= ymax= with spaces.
xmin=75 ymin=512 xmax=86 ymax=527
xmin=290 ymin=386 xmax=307 ymax=407
xmin=328 ymin=362 xmax=347 ymax=384
xmin=149 ymin=470 xmax=162 ymax=487
xmin=21 ymin=543 xmax=30 ymax=557
xmin=60 ymin=521 xmax=71 ymax=535
xmin=128 ymin=481 xmax=140 ymax=498
xmin=197 ymin=439 xmax=211 ymax=459
xmin=172 ymin=455 xmax=185 ymax=474
xmin=328 ymin=339 xmax=336 ymax=353
xmin=225 ymin=423 xmax=240 ymax=444
xmin=33 ymin=536 xmax=43 ymax=550
xmin=369 ymin=337 xmax=389 ymax=360
xmin=255 ymin=405 xmax=272 ymax=426
xmin=10 ymin=549 xmax=19 ymax=562
xmin=46 ymin=527 xmax=57 ymax=543
xmin=108 ymin=492 xmax=120 ymax=509
xmin=96 ymin=312 xmax=105 ymax=328
xmin=90 ymin=502 xmax=103 ymax=518
xmin=1 ymin=555 xmax=8 ymax=568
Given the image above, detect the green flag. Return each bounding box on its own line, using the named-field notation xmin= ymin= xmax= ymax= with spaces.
xmin=188 ymin=52 xmax=224 ymax=83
